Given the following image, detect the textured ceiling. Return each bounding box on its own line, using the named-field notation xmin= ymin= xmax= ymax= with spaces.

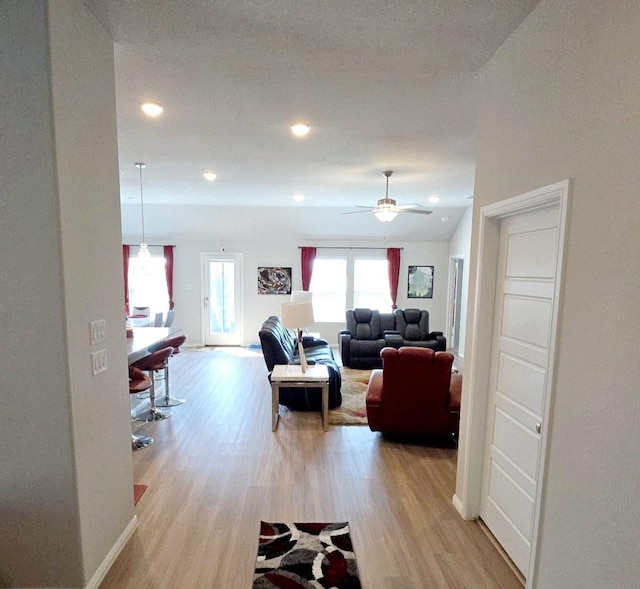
xmin=84 ymin=0 xmax=538 ymax=237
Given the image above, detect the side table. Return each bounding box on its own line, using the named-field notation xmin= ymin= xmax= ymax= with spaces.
xmin=270 ymin=364 xmax=330 ymax=432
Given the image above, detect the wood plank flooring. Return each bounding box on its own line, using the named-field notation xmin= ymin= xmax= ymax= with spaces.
xmin=100 ymin=347 xmax=522 ymax=589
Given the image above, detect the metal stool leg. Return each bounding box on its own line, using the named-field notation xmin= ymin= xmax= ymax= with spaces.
xmin=131 ymin=433 xmax=153 ymax=451
xmin=134 ymin=371 xmax=172 ymax=421
xmin=156 ymin=363 xmax=185 ymax=407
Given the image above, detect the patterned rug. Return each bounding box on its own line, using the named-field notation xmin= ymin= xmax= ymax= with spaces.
xmin=328 ymin=368 xmax=372 ymax=426
xmin=253 ymin=522 xmax=361 ymax=588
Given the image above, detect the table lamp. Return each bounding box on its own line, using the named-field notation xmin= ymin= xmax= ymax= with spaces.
xmin=290 ymin=290 xmax=313 ymax=304
xmin=281 ymin=301 xmax=315 ymax=372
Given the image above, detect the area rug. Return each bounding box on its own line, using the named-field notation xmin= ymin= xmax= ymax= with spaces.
xmin=253 ymin=521 xmax=361 ymax=588
xmin=133 ymin=484 xmax=147 ymax=505
xmin=328 ymin=368 xmax=372 ymax=426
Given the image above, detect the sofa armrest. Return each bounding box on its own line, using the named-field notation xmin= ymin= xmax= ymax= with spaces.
xmin=338 ymin=331 xmax=352 ymax=366
xmin=429 ymin=331 xmax=447 ymax=351
xmin=302 ymin=335 xmax=329 ymax=348
xmin=383 ymin=332 xmax=403 ymax=348
xmin=365 ymin=369 xmax=384 ymax=406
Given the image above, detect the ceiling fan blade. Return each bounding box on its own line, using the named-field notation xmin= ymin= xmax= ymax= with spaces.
xmin=396 ymin=203 xmax=425 ymax=210
xmin=341 ymin=209 xmax=374 ymax=215
xmin=399 ymin=208 xmax=433 ymax=215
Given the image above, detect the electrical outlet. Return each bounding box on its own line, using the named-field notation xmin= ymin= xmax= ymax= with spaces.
xmin=90 ymin=319 xmax=106 ymax=345
xmin=91 ymin=349 xmax=108 ymax=376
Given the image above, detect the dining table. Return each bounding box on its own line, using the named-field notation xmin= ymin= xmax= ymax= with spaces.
xmin=127 ymin=326 xmax=183 ymax=364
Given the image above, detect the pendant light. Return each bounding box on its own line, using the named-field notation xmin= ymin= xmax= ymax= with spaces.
xmin=135 ymin=162 xmax=151 ymax=259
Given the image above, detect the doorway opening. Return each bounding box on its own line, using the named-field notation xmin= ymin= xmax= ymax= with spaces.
xmin=201 ymin=252 xmax=243 ymax=346
xmin=447 ymin=256 xmax=465 ymax=353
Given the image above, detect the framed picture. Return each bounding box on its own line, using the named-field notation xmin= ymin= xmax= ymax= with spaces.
xmin=407 ymin=265 xmax=434 ymax=298
xmin=258 ymin=267 xmax=292 ymax=295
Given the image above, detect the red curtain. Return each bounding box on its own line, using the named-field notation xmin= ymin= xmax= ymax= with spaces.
xmin=123 ymin=245 xmax=130 ymax=316
xmin=163 ymin=245 xmax=175 ymax=310
xmin=387 ymin=247 xmax=401 ymax=310
xmin=301 ymin=247 xmax=316 ymax=291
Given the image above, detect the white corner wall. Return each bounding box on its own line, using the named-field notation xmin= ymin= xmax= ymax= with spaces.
xmin=0 ymin=1 xmax=133 ymax=587
xmin=456 ymin=1 xmax=640 ymax=587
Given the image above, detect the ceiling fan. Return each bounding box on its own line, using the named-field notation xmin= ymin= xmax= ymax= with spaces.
xmin=343 ymin=170 xmax=433 ymax=222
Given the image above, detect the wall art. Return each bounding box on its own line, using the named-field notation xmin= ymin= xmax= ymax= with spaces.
xmin=258 ymin=267 xmax=292 ymax=295
xmin=407 ymin=265 xmax=434 ymax=298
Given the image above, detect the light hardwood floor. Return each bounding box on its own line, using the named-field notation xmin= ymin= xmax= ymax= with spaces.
xmin=100 ymin=347 xmax=522 ymax=589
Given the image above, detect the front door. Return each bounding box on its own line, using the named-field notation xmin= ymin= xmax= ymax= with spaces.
xmin=202 ymin=252 xmax=242 ymax=346
xmin=480 ymin=204 xmax=560 ymax=575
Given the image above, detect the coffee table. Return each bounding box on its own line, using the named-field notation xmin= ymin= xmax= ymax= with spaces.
xmin=270 ymin=364 xmax=330 ymax=431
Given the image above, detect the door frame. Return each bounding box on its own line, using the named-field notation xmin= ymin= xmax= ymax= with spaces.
xmin=445 ymin=255 xmax=465 ymax=353
xmin=453 ymin=180 xmax=570 ymax=586
xmin=200 ymin=251 xmax=244 ymax=346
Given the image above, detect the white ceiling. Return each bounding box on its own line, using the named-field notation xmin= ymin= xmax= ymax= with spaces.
xmin=85 ymin=0 xmax=538 ymax=239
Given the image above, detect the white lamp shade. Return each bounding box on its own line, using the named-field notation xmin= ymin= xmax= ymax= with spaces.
xmin=290 ymin=290 xmax=313 ymax=303
xmin=281 ymin=301 xmax=315 ymax=329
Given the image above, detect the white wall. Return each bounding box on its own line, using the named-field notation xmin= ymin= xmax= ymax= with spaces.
xmin=123 ymin=229 xmax=451 ymax=347
xmin=49 ymin=0 xmax=134 ymax=583
xmin=456 ymin=1 xmax=640 ymax=587
xmin=0 ymin=1 xmax=132 ymax=586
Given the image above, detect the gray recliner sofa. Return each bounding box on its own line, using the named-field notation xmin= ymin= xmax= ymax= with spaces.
xmin=338 ymin=307 xmax=446 ymax=369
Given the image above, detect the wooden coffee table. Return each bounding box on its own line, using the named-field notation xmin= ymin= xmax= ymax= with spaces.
xmin=270 ymin=364 xmax=330 ymax=431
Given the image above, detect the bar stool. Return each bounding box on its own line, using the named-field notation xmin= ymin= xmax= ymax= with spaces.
xmin=128 ymin=366 xmax=153 ymax=450
xmin=132 ymin=346 xmax=174 ymax=422
xmin=155 ymin=334 xmax=188 ymax=408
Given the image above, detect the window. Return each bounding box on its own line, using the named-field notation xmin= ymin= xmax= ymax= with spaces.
xmin=128 ymin=256 xmax=169 ymax=315
xmin=310 ymin=258 xmax=347 ymax=322
xmin=354 ymin=258 xmax=391 ymax=310
xmin=310 ymin=254 xmax=393 ymax=322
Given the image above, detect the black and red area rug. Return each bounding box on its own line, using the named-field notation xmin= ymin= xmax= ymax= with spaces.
xmin=253 ymin=521 xmax=361 ymax=588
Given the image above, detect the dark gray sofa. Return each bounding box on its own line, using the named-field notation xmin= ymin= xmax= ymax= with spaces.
xmin=259 ymin=315 xmax=342 ymax=410
xmin=338 ymin=308 xmax=446 ymax=369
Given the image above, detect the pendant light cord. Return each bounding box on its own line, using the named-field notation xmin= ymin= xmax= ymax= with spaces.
xmin=137 ymin=162 xmax=146 ymax=244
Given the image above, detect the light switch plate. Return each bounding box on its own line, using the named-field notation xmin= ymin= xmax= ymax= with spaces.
xmin=91 ymin=349 xmax=108 ymax=375
xmin=90 ymin=319 xmax=106 ymax=345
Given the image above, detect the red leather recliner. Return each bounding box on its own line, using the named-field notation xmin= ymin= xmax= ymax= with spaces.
xmin=365 ymin=347 xmax=461 ymax=441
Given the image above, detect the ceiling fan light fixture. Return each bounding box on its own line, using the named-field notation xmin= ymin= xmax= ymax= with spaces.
xmin=140 ymin=102 xmax=163 ymax=117
xmin=374 ymin=208 xmax=398 ymax=223
xmin=374 ymin=171 xmax=399 ymax=222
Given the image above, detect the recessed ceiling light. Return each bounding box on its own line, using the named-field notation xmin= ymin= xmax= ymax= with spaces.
xmin=291 ymin=124 xmax=311 ymax=137
xmin=203 ymin=172 xmax=217 ymax=181
xmin=140 ymin=102 xmax=163 ymax=117
xmin=429 ymin=194 xmax=440 ymax=204
xmin=441 ymin=215 xmax=450 ymax=223
xmin=294 ymin=193 xmax=305 ymax=202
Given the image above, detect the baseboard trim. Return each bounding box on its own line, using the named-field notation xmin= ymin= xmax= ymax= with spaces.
xmin=85 ymin=515 xmax=138 ymax=589
xmin=452 ymin=493 xmax=473 ymax=519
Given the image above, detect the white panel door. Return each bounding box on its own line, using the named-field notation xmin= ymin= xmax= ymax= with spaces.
xmin=480 ymin=205 xmax=560 ymax=575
